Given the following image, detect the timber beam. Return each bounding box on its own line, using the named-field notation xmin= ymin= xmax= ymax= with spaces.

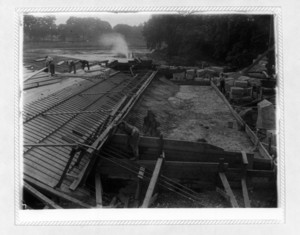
xmin=24 ymin=177 xmax=91 ymax=208
xmin=69 ymin=71 xmax=158 ymax=191
xmin=241 ymin=151 xmax=251 ymax=207
xmin=99 ymin=159 xmax=229 ymax=180
xmin=218 ymin=172 xmax=239 ymax=208
xmin=24 ymin=182 xmax=62 ymax=209
xmin=108 ymin=134 xmax=257 ymax=169
xmin=95 ymin=172 xmax=103 ymax=208
xmin=141 ymin=155 xmax=165 ymax=208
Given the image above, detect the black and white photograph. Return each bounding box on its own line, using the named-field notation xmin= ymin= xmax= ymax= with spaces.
xmin=2 ymin=0 xmax=300 ymax=233
xmin=21 ymin=12 xmax=278 ymax=210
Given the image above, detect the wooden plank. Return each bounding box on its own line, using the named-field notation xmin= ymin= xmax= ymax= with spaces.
xmin=133 ymin=179 xmax=141 ymax=208
xmin=24 ymin=67 xmax=47 ymax=82
xmin=245 ymin=125 xmax=273 ymax=160
xmin=211 ymin=81 xmax=244 ymax=127
xmin=247 ymin=169 xmax=275 ymax=178
xmin=24 ymin=176 xmax=91 ymax=208
xmin=241 ymin=177 xmax=251 ymax=208
xmin=141 ymin=157 xmax=164 ymax=208
xmin=99 ymin=159 xmax=227 ymax=180
xmin=24 ymin=182 xmax=62 ymax=209
xmin=110 ymin=134 xmax=224 ymax=153
xmin=71 ymin=72 xmax=157 ymax=190
xmin=95 ymin=172 xmax=103 ymax=208
xmin=120 ymin=146 xmax=255 ymax=167
xmin=69 ymin=161 xmax=90 ymax=190
xmin=218 ymin=172 xmax=239 ymax=208
xmin=227 ymin=168 xmax=275 ymax=178
xmin=245 ymin=125 xmax=258 ymax=144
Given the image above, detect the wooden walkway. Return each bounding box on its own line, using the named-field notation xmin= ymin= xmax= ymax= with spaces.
xmin=23 ymin=70 xmax=155 ymax=207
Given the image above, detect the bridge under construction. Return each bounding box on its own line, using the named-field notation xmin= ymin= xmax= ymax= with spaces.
xmin=21 ymin=59 xmax=277 ymax=209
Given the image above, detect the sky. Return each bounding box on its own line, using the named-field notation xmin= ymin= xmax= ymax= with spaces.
xmin=32 ymin=12 xmax=152 ymax=27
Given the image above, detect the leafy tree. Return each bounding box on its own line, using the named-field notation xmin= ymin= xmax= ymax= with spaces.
xmin=143 ymin=14 xmax=273 ymax=68
xmin=64 ymin=17 xmax=112 ymax=42
xmin=24 ymin=15 xmax=56 ymax=41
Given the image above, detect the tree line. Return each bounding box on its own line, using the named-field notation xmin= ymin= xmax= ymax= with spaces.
xmin=23 ymin=15 xmax=144 ymax=46
xmin=142 ymin=14 xmax=274 ymax=68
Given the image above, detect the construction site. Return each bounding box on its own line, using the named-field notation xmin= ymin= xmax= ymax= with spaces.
xmin=21 ymin=15 xmax=277 ymax=209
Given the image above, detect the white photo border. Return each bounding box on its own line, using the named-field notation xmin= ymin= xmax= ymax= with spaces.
xmin=15 ymin=6 xmax=284 ymax=225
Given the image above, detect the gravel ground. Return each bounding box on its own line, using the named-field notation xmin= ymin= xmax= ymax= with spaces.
xmin=131 ymin=76 xmax=254 ymax=152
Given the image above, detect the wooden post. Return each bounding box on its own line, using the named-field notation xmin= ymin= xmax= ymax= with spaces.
xmin=241 ymin=177 xmax=251 ymax=208
xmin=133 ymin=166 xmax=145 ymax=208
xmin=218 ymin=172 xmax=239 ymax=208
xmin=141 ymin=155 xmax=164 ymax=208
xmin=241 ymin=151 xmax=251 ymax=208
xmin=95 ymin=172 xmax=103 ymax=208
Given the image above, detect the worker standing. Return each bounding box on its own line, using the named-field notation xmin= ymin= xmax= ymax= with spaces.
xmin=79 ymin=60 xmax=90 ymax=71
xmin=143 ymin=110 xmax=161 ymax=137
xmin=118 ymin=121 xmax=140 ymax=160
xmin=45 ymin=56 xmax=55 ymax=77
xmin=67 ymin=60 xmax=76 ymax=74
xmin=219 ymin=72 xmax=226 ymax=94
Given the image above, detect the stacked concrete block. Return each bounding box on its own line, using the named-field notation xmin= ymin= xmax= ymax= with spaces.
xmin=234 ymin=80 xmax=248 ymax=88
xmin=172 ymin=72 xmax=186 ymax=81
xmin=207 ymin=66 xmax=223 ymax=74
xmin=243 ymin=87 xmax=253 ymax=97
xmin=261 ymin=87 xmax=276 ymax=96
xmin=229 ymin=87 xmax=244 ymax=99
xmin=237 ymin=75 xmax=251 ymax=82
xmin=186 ymin=69 xmax=196 ymax=80
xmin=196 ymin=69 xmax=205 ymax=77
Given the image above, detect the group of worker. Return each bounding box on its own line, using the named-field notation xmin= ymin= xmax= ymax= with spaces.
xmin=44 ymin=56 xmax=90 ymax=76
xmin=116 ymin=110 xmax=162 ymax=161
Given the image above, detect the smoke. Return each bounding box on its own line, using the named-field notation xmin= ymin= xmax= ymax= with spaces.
xmin=100 ymin=33 xmax=129 ymax=58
